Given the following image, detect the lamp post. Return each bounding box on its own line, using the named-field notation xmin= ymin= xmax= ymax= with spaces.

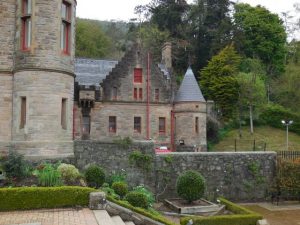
xmin=281 ymin=120 xmax=293 ymax=151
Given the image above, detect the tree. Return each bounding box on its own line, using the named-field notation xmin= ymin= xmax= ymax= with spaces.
xmin=76 ymin=19 xmax=112 ymax=58
xmin=200 ymin=45 xmax=241 ymax=119
xmin=233 ymin=3 xmax=287 ymax=77
xmin=189 ymin=0 xmax=233 ymax=72
xmin=237 ymin=72 xmax=267 ymax=134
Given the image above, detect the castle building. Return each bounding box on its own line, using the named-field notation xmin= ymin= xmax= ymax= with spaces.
xmin=0 ymin=0 xmax=207 ymax=159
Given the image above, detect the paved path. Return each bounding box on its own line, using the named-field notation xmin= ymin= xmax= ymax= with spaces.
xmin=0 ymin=208 xmax=98 ymax=225
xmin=242 ymin=202 xmax=300 ymax=225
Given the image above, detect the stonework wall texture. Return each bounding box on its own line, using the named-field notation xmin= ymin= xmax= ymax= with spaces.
xmin=14 ymin=0 xmax=76 ymax=74
xmin=0 ymin=1 xmax=15 ymax=71
xmin=0 ymin=74 xmax=12 ymax=142
xmin=74 ymin=141 xmax=277 ymax=201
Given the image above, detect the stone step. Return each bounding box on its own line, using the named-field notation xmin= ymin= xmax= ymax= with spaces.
xmin=124 ymin=222 xmax=135 ymax=225
xmin=111 ymin=215 xmax=126 ymax=225
xmin=93 ymin=210 xmax=115 ymax=225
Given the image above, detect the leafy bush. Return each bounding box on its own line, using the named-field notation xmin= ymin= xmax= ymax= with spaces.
xmin=180 ymin=197 xmax=262 ymax=225
xmin=176 ymin=170 xmax=205 ymax=203
xmin=132 ymin=185 xmax=155 ymax=207
xmin=112 ymin=181 xmax=128 ymax=198
xmin=57 ymin=163 xmax=80 ymax=184
xmin=106 ymin=169 xmax=127 ymax=186
xmin=2 ymin=151 xmax=27 ymax=179
xmin=0 ymin=186 xmax=96 ymax=211
xmin=35 ymin=163 xmax=62 ymax=187
xmin=84 ymin=165 xmax=105 ymax=188
xmin=260 ymin=103 xmax=300 ymax=135
xmin=125 ymin=191 xmax=149 ymax=209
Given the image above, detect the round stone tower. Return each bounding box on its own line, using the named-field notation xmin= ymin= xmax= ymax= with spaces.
xmin=12 ymin=0 xmax=77 ymax=159
xmin=173 ymin=67 xmax=207 ymax=152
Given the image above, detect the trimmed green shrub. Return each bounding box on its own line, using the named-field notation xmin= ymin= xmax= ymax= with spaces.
xmin=125 ymin=191 xmax=148 ymax=209
xmin=35 ymin=163 xmax=62 ymax=187
xmin=132 ymin=185 xmax=155 ymax=207
xmin=112 ymin=181 xmax=128 ymax=198
xmin=180 ymin=197 xmax=262 ymax=225
xmin=0 ymin=186 xmax=97 ymax=211
xmin=2 ymin=151 xmax=27 ymax=179
xmin=85 ymin=165 xmax=105 ymax=188
xmin=57 ymin=163 xmax=80 ymax=184
xmin=176 ymin=170 xmax=205 ymax=203
xmin=107 ymin=195 xmax=177 ymax=225
xmin=260 ymin=104 xmax=300 ymax=135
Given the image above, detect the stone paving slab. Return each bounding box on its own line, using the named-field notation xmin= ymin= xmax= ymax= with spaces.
xmin=0 ymin=208 xmax=98 ymax=225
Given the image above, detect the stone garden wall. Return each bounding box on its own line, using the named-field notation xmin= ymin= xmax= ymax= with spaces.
xmin=74 ymin=141 xmax=277 ymax=201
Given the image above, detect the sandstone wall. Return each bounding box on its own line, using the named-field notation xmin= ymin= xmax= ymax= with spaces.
xmin=0 ymin=74 xmax=12 ymax=143
xmin=74 ymin=141 xmax=277 ymax=201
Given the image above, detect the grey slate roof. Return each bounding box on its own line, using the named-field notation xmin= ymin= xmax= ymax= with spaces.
xmin=75 ymin=58 xmax=118 ymax=86
xmin=174 ymin=67 xmax=206 ymax=102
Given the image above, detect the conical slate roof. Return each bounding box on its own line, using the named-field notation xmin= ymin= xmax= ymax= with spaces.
xmin=174 ymin=67 xmax=206 ymax=102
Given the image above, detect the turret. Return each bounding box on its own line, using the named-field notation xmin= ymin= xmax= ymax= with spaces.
xmin=11 ymin=0 xmax=77 ymax=158
xmin=173 ymin=67 xmax=207 ymax=152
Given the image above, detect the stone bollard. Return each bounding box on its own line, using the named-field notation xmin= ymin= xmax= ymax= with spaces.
xmin=257 ymin=219 xmax=270 ymax=225
xmin=89 ymin=192 xmax=107 ymax=210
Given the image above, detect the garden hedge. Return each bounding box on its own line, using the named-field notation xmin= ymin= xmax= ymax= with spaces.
xmin=0 ymin=186 xmax=96 ymax=211
xmin=106 ymin=195 xmax=177 ymax=225
xmin=180 ymin=197 xmax=262 ymax=225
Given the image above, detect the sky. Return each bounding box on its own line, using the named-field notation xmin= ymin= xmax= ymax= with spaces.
xmin=77 ymin=0 xmax=300 ymax=39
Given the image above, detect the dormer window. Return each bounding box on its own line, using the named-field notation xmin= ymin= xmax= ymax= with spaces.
xmin=134 ymin=68 xmax=142 ymax=83
xmin=21 ymin=0 xmax=32 ymax=50
xmin=61 ymin=1 xmax=71 ymax=54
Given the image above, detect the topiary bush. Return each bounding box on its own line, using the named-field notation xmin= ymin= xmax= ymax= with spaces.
xmin=125 ymin=191 xmax=149 ymax=209
xmin=132 ymin=185 xmax=155 ymax=207
xmin=57 ymin=163 xmax=80 ymax=184
xmin=84 ymin=165 xmax=105 ymax=188
xmin=112 ymin=181 xmax=128 ymax=198
xmin=176 ymin=170 xmax=206 ymax=203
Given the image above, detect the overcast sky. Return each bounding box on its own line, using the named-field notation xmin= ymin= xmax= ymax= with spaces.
xmin=77 ymin=0 xmax=300 ymax=39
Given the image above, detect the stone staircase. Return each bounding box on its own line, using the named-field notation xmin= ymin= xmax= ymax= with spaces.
xmin=93 ymin=210 xmax=136 ymax=225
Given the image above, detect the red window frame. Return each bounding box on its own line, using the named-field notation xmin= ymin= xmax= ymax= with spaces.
xmin=155 ymin=89 xmax=159 ymax=102
xmin=139 ymin=88 xmax=143 ymax=100
xmin=61 ymin=1 xmax=71 ymax=54
xmin=134 ymin=117 xmax=141 ymax=133
xmin=109 ymin=116 xmax=116 ymax=133
xmin=133 ymin=88 xmax=138 ymax=100
xmin=159 ymin=117 xmax=166 ymax=134
xmin=21 ymin=0 xmax=31 ymax=51
xmin=134 ymin=68 xmax=143 ymax=83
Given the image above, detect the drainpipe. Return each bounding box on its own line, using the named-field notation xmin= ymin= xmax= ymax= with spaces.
xmin=146 ymin=53 xmax=151 ymax=140
xmin=170 ymin=108 xmax=175 ymax=151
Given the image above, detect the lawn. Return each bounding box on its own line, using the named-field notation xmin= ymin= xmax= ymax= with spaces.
xmin=212 ymin=126 xmax=300 ymax=152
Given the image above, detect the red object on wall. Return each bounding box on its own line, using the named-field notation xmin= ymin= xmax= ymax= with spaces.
xmin=134 ymin=68 xmax=143 ymax=83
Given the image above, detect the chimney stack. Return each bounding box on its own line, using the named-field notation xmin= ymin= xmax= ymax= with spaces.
xmin=162 ymin=42 xmax=172 ymax=69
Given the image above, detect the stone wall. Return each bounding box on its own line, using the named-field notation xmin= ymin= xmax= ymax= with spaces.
xmin=74 ymin=141 xmax=277 ymax=201
xmin=0 ymin=74 xmax=12 ymax=142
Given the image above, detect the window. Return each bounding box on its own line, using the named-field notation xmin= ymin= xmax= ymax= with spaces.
xmin=134 ymin=117 xmax=141 ymax=133
xmin=159 ymin=117 xmax=166 ymax=134
xmin=21 ymin=0 xmax=32 ymax=50
xmin=139 ymin=88 xmax=143 ymax=100
xmin=61 ymin=1 xmax=71 ymax=54
xmin=20 ymin=97 xmax=26 ymax=129
xmin=133 ymin=88 xmax=138 ymax=100
xmin=134 ymin=68 xmax=142 ymax=83
xmin=195 ymin=117 xmax=199 ymax=134
xmin=109 ymin=116 xmax=116 ymax=133
xmin=82 ymin=116 xmax=90 ymax=135
xmin=112 ymin=87 xmax=117 ymax=100
xmin=155 ymin=89 xmax=159 ymax=102
xmin=61 ymin=98 xmax=67 ymax=129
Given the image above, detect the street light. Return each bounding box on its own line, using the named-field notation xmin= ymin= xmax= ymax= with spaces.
xmin=281 ymin=120 xmax=293 ymax=151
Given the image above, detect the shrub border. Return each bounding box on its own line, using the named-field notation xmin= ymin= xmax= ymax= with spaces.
xmin=0 ymin=186 xmax=97 ymax=211
xmin=180 ymin=197 xmax=262 ymax=225
xmin=107 ymin=195 xmax=177 ymax=225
